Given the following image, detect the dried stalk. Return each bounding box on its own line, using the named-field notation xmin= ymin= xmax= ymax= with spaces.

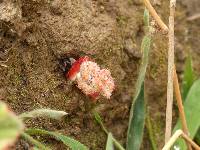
xmin=173 ymin=66 xmax=189 ymax=135
xmin=173 ymin=66 xmax=192 ymax=149
xmin=181 ymin=132 xmax=200 ymax=150
xmin=162 ymin=129 xmax=200 ymax=150
xmin=143 ymin=0 xmax=168 ymax=32
xmin=142 ymin=0 xmax=192 ymax=149
xmin=162 ymin=130 xmax=182 ymax=150
xmin=165 ymin=0 xmax=176 ymax=143
xmin=187 ymin=13 xmax=200 ymax=21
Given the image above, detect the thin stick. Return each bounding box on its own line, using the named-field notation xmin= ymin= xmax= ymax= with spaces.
xmin=162 ymin=129 xmax=200 ymax=150
xmin=162 ymin=129 xmax=183 ymax=150
xmin=173 ymin=66 xmax=192 ymax=149
xmin=165 ymin=0 xmax=176 ymax=143
xmin=187 ymin=13 xmax=200 ymax=21
xmin=182 ymin=132 xmax=200 ymax=150
xmin=143 ymin=0 xmax=169 ymax=32
xmin=174 ymin=65 xmax=189 ymax=135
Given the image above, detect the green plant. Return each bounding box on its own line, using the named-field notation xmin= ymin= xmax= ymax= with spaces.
xmin=173 ymin=55 xmax=200 ymax=150
xmin=182 ymin=54 xmax=195 ymax=101
xmin=25 ymin=128 xmax=88 ymax=150
xmin=106 ymin=133 xmax=114 ymax=150
xmin=0 ymin=102 xmax=23 ymax=150
xmin=126 ymin=16 xmax=151 ymax=149
xmin=0 ymin=101 xmax=89 ymax=150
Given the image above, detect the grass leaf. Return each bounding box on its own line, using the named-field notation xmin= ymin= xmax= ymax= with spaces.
xmin=173 ymin=79 xmax=200 ymax=149
xmin=126 ymin=83 xmax=146 ymax=150
xmin=144 ymin=8 xmax=150 ymax=27
xmin=194 ymin=129 xmax=200 ymax=145
xmin=26 ymin=128 xmax=89 ymax=150
xmin=21 ymin=132 xmax=52 ymax=150
xmin=0 ymin=101 xmax=24 ymax=150
xmin=182 ymin=54 xmax=195 ymax=100
xmin=106 ymin=133 xmax=114 ymax=150
xmin=19 ymin=109 xmax=68 ymax=120
xmin=126 ymin=7 xmax=151 ymax=150
xmin=126 ymin=34 xmax=151 ymax=150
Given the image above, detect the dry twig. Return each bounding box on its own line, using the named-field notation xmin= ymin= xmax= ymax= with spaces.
xmin=143 ymin=0 xmax=168 ymax=32
xmin=162 ymin=129 xmax=200 ymax=150
xmin=187 ymin=13 xmax=200 ymax=21
xmin=165 ymin=0 xmax=176 ymax=143
xmin=173 ymin=66 xmax=189 ymax=135
xmin=173 ymin=66 xmax=192 ymax=149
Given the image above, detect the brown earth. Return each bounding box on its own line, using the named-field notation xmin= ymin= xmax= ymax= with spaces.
xmin=0 ymin=0 xmax=200 ymax=149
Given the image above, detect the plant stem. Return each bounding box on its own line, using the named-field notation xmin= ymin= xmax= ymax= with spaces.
xmin=112 ymin=138 xmax=126 ymax=150
xmin=173 ymin=66 xmax=192 ymax=149
xmin=21 ymin=132 xmax=52 ymax=150
xmin=99 ymin=120 xmax=109 ymax=135
xmin=165 ymin=0 xmax=176 ymax=143
xmin=162 ymin=129 xmax=200 ymax=150
xmin=181 ymin=132 xmax=200 ymax=150
xmin=162 ymin=129 xmax=183 ymax=150
xmin=143 ymin=0 xmax=168 ymax=32
xmin=187 ymin=13 xmax=200 ymax=21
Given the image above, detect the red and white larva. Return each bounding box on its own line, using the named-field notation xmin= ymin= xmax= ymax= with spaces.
xmin=64 ymin=56 xmax=115 ymax=100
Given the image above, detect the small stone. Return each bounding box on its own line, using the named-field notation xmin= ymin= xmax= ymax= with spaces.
xmin=99 ymin=5 xmax=105 ymax=12
xmin=124 ymin=39 xmax=141 ymax=59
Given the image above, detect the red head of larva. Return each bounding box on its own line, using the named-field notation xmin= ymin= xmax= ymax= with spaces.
xmin=66 ymin=56 xmax=90 ymax=80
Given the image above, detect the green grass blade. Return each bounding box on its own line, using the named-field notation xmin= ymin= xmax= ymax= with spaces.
xmin=26 ymin=128 xmax=89 ymax=150
xmin=93 ymin=111 xmax=109 ymax=134
xmin=126 ymin=83 xmax=145 ymax=150
xmin=182 ymin=54 xmax=195 ymax=100
xmin=173 ymin=79 xmax=200 ymax=149
xmin=21 ymin=132 xmax=52 ymax=150
xmin=134 ymin=35 xmax=151 ymax=100
xmin=126 ymin=32 xmax=151 ymax=150
xmin=144 ymin=8 xmax=150 ymax=27
xmin=19 ymin=109 xmax=68 ymax=120
xmin=106 ymin=133 xmax=114 ymax=150
xmin=0 ymin=101 xmax=24 ymax=150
